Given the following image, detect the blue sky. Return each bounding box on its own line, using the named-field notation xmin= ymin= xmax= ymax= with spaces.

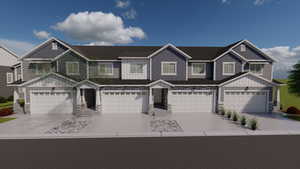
xmin=0 ymin=0 xmax=299 ymax=77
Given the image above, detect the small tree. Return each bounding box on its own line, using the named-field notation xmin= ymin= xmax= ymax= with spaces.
xmin=288 ymin=61 xmax=300 ymax=96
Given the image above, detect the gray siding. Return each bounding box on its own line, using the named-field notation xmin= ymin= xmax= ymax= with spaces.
xmin=89 ymin=61 xmax=120 ymax=79
xmin=24 ymin=39 xmax=68 ymax=59
xmin=188 ymin=62 xmax=213 ymax=79
xmin=215 ymin=53 xmax=243 ymax=81
xmin=244 ymin=63 xmax=273 ymax=80
xmin=151 ymin=47 xmax=187 ymax=81
xmin=57 ymin=51 xmax=87 ymax=81
xmin=22 ymin=61 xmax=55 ymax=81
xmin=0 ymin=66 xmax=14 ymax=97
xmin=233 ymin=42 xmax=269 ymax=60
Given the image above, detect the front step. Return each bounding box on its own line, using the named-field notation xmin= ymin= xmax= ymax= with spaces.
xmin=76 ymin=107 xmax=97 ymax=117
xmin=149 ymin=108 xmax=171 ymax=117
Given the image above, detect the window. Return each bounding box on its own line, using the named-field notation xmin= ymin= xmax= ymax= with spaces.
xmin=191 ymin=63 xmax=206 ymax=75
xmin=6 ymin=73 xmax=13 ymax=84
xmin=223 ymin=62 xmax=235 ymax=75
xmin=240 ymin=44 xmax=246 ymax=52
xmin=130 ymin=63 xmax=143 ymax=74
xmin=35 ymin=63 xmax=51 ymax=75
xmin=161 ymin=62 xmax=177 ymax=75
xmin=250 ymin=64 xmax=264 ymax=75
xmin=66 ymin=62 xmax=79 ymax=75
xmin=98 ymin=63 xmax=113 ymax=75
xmin=52 ymin=42 xmax=58 ymax=50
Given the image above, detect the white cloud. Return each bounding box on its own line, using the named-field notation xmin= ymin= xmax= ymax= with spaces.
xmin=0 ymin=38 xmax=35 ymax=56
xmin=53 ymin=11 xmax=146 ymax=45
xmin=221 ymin=0 xmax=230 ymax=4
xmin=116 ymin=0 xmax=130 ymax=8
xmin=122 ymin=8 xmax=137 ymax=19
xmin=33 ymin=30 xmax=51 ymax=39
xmin=254 ymin=0 xmax=266 ymax=5
xmin=261 ymin=46 xmax=300 ymax=78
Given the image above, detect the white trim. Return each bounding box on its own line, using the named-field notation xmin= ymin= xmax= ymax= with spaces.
xmin=271 ymin=63 xmax=274 ymax=80
xmin=161 ymin=62 xmax=177 ymax=76
xmin=213 ymin=62 xmax=216 ymax=80
xmin=191 ymin=63 xmax=206 ymax=76
xmin=219 ymin=72 xmax=278 ymax=86
xmin=98 ymin=63 xmax=113 ymax=76
xmin=19 ymin=38 xmax=54 ymax=60
xmin=147 ymin=44 xmax=192 ymax=59
xmin=230 ymin=50 xmax=248 ymax=61
xmin=249 ymin=63 xmax=264 ymax=75
xmin=66 ymin=62 xmax=80 ymax=75
xmin=186 ymin=61 xmax=188 ymax=80
xmin=89 ymin=60 xmax=121 ymax=62
xmin=147 ymin=79 xmax=175 ymax=87
xmin=34 ymin=62 xmax=52 ymax=75
xmin=129 ymin=63 xmax=144 ymax=74
xmin=6 ymin=72 xmax=13 ymax=84
xmin=52 ymin=49 xmax=71 ymax=61
xmin=73 ymin=80 xmax=100 ymax=88
xmin=0 ymin=45 xmax=19 ymax=59
xmin=56 ymin=60 xmax=59 ymax=72
xmin=119 ymin=57 xmax=149 ymax=59
xmin=21 ymin=61 xmax=24 ymax=80
xmin=222 ymin=62 xmax=235 ymax=76
xmin=24 ymin=58 xmax=52 ymax=61
xmin=87 ymin=61 xmax=89 ymax=79
xmin=189 ymin=60 xmax=212 ymax=62
xmin=150 ymin=58 xmax=152 ymax=80
xmin=19 ymin=72 xmax=77 ymax=87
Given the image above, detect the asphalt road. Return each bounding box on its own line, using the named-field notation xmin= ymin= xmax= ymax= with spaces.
xmin=0 ymin=135 xmax=299 ymax=169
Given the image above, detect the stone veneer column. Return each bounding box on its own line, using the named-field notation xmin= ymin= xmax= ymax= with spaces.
xmin=148 ymin=88 xmax=153 ymax=113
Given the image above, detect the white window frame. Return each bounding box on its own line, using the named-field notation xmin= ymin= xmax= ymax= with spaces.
xmin=129 ymin=63 xmax=144 ymax=74
xmin=240 ymin=44 xmax=246 ymax=52
xmin=249 ymin=63 xmax=264 ymax=75
xmin=191 ymin=63 xmax=206 ymax=75
xmin=52 ymin=42 xmax=58 ymax=50
xmin=222 ymin=62 xmax=235 ymax=76
xmin=66 ymin=62 xmax=79 ymax=75
xmin=161 ymin=62 xmax=177 ymax=76
xmin=6 ymin=72 xmax=13 ymax=84
xmin=98 ymin=63 xmax=113 ymax=75
xmin=34 ymin=63 xmax=52 ymax=75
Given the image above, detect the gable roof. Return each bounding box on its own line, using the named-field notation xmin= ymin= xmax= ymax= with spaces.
xmin=0 ymin=45 xmax=19 ymax=58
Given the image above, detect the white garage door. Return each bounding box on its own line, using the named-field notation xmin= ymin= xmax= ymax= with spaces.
xmin=224 ymin=91 xmax=268 ymax=113
xmin=169 ymin=90 xmax=215 ymax=113
xmin=102 ymin=90 xmax=148 ymax=113
xmin=30 ymin=90 xmax=73 ymax=114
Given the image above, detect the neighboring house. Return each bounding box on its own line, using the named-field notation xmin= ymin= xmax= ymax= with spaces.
xmin=0 ymin=46 xmax=19 ymax=98
xmin=9 ymin=37 xmax=281 ymax=115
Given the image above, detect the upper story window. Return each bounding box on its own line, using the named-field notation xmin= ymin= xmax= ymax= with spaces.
xmin=6 ymin=72 xmax=13 ymax=84
xmin=240 ymin=44 xmax=246 ymax=52
xmin=191 ymin=63 xmax=206 ymax=75
xmin=34 ymin=63 xmax=51 ymax=75
xmin=98 ymin=63 xmax=113 ymax=75
xmin=52 ymin=42 xmax=58 ymax=50
xmin=66 ymin=62 xmax=79 ymax=75
xmin=223 ymin=62 xmax=235 ymax=75
xmin=250 ymin=64 xmax=264 ymax=75
xmin=161 ymin=62 xmax=177 ymax=75
xmin=130 ymin=63 xmax=144 ymax=74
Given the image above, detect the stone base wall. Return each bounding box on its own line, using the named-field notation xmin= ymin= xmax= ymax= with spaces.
xmin=13 ymin=103 xmax=24 ymax=114
xmin=24 ymin=104 xmax=30 ymax=114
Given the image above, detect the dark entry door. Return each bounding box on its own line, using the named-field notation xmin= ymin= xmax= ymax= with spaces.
xmin=162 ymin=89 xmax=168 ymax=110
xmin=84 ymin=89 xmax=96 ymax=109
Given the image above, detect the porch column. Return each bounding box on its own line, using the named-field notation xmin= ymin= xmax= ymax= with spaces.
xmin=276 ymin=87 xmax=281 ymax=111
xmin=96 ymin=88 xmax=101 ymax=113
xmin=81 ymin=89 xmax=87 ymax=106
xmin=148 ymin=88 xmax=153 ymax=113
xmin=76 ymin=88 xmax=81 ymax=114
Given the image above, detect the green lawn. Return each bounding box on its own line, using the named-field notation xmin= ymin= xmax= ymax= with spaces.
xmin=0 ymin=101 xmax=13 ymax=110
xmin=0 ymin=117 xmax=16 ymax=123
xmin=276 ymin=79 xmax=300 ymax=111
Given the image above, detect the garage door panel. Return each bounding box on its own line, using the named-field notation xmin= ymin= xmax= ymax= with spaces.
xmin=169 ymin=91 xmax=214 ymax=113
xmin=224 ymin=91 xmax=267 ymax=113
xmin=30 ymin=91 xmax=73 ymax=114
xmin=102 ymin=90 xmax=148 ymax=114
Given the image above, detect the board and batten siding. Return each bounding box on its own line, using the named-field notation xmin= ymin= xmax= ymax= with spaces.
xmin=151 ymin=47 xmax=187 ymax=81
xmin=188 ymin=62 xmax=213 ymax=79
xmin=121 ymin=60 xmax=149 ymax=80
xmin=89 ymin=61 xmax=120 ymax=79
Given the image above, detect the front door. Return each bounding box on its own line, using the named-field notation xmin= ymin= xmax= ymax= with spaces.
xmin=84 ymin=89 xmax=96 ymax=110
xmin=153 ymin=88 xmax=168 ymax=110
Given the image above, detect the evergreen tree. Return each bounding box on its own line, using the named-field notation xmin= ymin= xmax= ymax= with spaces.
xmin=288 ymin=61 xmax=300 ymax=96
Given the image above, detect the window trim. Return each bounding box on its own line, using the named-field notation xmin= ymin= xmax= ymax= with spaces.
xmin=6 ymin=72 xmax=13 ymax=84
xmin=161 ymin=62 xmax=177 ymax=76
xmin=98 ymin=63 xmax=113 ymax=76
xmin=191 ymin=63 xmax=206 ymax=75
xmin=34 ymin=63 xmax=52 ymax=75
xmin=240 ymin=44 xmax=246 ymax=52
xmin=129 ymin=63 xmax=144 ymax=74
xmin=66 ymin=62 xmax=80 ymax=75
xmin=52 ymin=42 xmax=58 ymax=50
xmin=249 ymin=63 xmax=264 ymax=75
xmin=222 ymin=62 xmax=236 ymax=76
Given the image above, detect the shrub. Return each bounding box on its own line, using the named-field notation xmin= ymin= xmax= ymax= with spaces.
xmin=0 ymin=96 xmax=6 ymax=103
xmin=240 ymin=116 xmax=247 ymax=126
xmin=17 ymin=99 xmax=25 ymax=107
xmin=249 ymin=118 xmax=258 ymax=130
xmin=286 ymin=106 xmax=300 ymax=115
xmin=7 ymin=96 xmax=13 ymax=102
xmin=226 ymin=111 xmax=232 ymax=119
xmin=232 ymin=112 xmax=239 ymax=121
xmin=0 ymin=107 xmax=13 ymax=116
